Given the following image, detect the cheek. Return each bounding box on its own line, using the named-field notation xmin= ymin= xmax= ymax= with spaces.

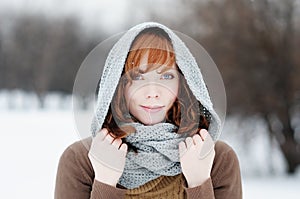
xmin=124 ymin=85 xmax=138 ymax=108
xmin=167 ymin=81 xmax=179 ymax=98
xmin=169 ymin=92 xmax=177 ymax=106
xmin=171 ymin=81 xmax=179 ymax=103
xmin=124 ymin=86 xmax=131 ymax=108
xmin=164 ymin=82 xmax=179 ymax=107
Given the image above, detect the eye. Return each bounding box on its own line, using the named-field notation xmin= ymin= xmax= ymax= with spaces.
xmin=132 ymin=73 xmax=144 ymax=80
xmin=161 ymin=73 xmax=175 ymax=80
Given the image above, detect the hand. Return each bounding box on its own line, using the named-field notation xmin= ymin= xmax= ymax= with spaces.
xmin=179 ymin=129 xmax=215 ymax=188
xmin=88 ymin=128 xmax=128 ymax=187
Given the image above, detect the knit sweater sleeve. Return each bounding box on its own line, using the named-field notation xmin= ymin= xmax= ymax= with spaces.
xmin=183 ymin=141 xmax=242 ymax=199
xmin=54 ymin=140 xmax=127 ymax=199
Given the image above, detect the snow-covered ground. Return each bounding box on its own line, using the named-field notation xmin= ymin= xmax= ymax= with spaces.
xmin=0 ymin=90 xmax=299 ymax=198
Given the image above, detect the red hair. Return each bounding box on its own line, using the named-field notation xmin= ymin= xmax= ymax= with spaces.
xmin=101 ymin=27 xmax=210 ymax=140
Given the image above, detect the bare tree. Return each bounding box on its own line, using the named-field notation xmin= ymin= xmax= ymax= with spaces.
xmin=5 ymin=14 xmax=96 ymax=108
xmin=189 ymin=0 xmax=300 ymax=173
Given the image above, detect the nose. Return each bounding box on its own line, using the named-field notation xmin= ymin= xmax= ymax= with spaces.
xmin=145 ymin=84 xmax=160 ymax=99
xmin=146 ymin=93 xmax=159 ymax=99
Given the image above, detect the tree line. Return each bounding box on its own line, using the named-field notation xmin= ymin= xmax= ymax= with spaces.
xmin=185 ymin=0 xmax=300 ymax=174
xmin=0 ymin=15 xmax=99 ymax=107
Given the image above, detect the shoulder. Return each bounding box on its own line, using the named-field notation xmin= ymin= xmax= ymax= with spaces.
xmin=67 ymin=137 xmax=93 ymax=155
xmin=211 ymin=140 xmax=241 ymax=185
xmin=213 ymin=140 xmax=240 ymax=166
xmin=60 ymin=137 xmax=92 ymax=161
xmin=214 ymin=140 xmax=237 ymax=157
xmin=55 ymin=137 xmax=96 ymax=197
xmin=57 ymin=137 xmax=94 ymax=181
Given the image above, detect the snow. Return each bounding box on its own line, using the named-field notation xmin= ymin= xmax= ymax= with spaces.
xmin=243 ymin=175 xmax=300 ymax=198
xmin=0 ymin=109 xmax=78 ymax=198
xmin=0 ymin=90 xmax=299 ymax=198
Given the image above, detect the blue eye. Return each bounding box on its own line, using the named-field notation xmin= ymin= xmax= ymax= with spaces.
xmin=132 ymin=74 xmax=143 ymax=80
xmin=161 ymin=73 xmax=174 ymax=80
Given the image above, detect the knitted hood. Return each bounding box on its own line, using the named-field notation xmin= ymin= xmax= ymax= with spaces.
xmin=91 ymin=22 xmax=223 ymax=141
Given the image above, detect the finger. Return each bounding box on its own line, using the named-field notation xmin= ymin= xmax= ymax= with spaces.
xmin=185 ymin=137 xmax=194 ymax=149
xmin=179 ymin=141 xmax=187 ymax=157
xmin=104 ymin=132 xmax=115 ymax=144
xmin=199 ymin=129 xmax=208 ymax=141
xmin=119 ymin=143 xmax=128 ymax=154
xmin=111 ymin=138 xmax=122 ymax=148
xmin=199 ymin=133 xmax=215 ymax=159
xmin=95 ymin=128 xmax=108 ymax=141
xmin=192 ymin=134 xmax=203 ymax=147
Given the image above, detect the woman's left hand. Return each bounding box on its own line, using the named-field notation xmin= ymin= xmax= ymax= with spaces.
xmin=179 ymin=129 xmax=215 ymax=188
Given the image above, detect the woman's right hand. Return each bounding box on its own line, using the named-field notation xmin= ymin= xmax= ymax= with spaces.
xmin=88 ymin=128 xmax=128 ymax=187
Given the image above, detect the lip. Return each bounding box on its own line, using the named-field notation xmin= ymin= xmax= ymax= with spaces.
xmin=140 ymin=105 xmax=165 ymax=113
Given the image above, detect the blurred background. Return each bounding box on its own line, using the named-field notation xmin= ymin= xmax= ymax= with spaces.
xmin=0 ymin=0 xmax=299 ymax=198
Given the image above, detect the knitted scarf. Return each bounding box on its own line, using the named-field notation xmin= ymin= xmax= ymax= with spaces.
xmin=118 ymin=122 xmax=188 ymax=189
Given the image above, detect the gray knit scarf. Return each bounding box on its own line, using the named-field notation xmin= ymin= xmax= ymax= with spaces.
xmin=117 ymin=122 xmax=188 ymax=189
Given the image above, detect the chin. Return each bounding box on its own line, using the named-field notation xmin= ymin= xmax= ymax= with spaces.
xmin=139 ymin=117 xmax=166 ymax=125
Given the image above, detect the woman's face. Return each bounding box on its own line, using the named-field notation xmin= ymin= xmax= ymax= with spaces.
xmin=124 ymin=54 xmax=179 ymax=125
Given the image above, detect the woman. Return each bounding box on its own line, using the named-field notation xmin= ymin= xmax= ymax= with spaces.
xmin=55 ymin=22 xmax=242 ymax=199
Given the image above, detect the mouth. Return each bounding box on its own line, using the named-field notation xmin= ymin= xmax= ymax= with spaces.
xmin=140 ymin=105 xmax=165 ymax=113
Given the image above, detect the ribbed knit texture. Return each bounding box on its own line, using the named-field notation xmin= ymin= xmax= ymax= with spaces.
xmin=124 ymin=173 xmax=186 ymax=199
xmin=118 ymin=123 xmax=187 ymax=189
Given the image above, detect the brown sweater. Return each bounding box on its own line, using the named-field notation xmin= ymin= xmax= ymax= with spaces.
xmin=55 ymin=137 xmax=242 ymax=199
